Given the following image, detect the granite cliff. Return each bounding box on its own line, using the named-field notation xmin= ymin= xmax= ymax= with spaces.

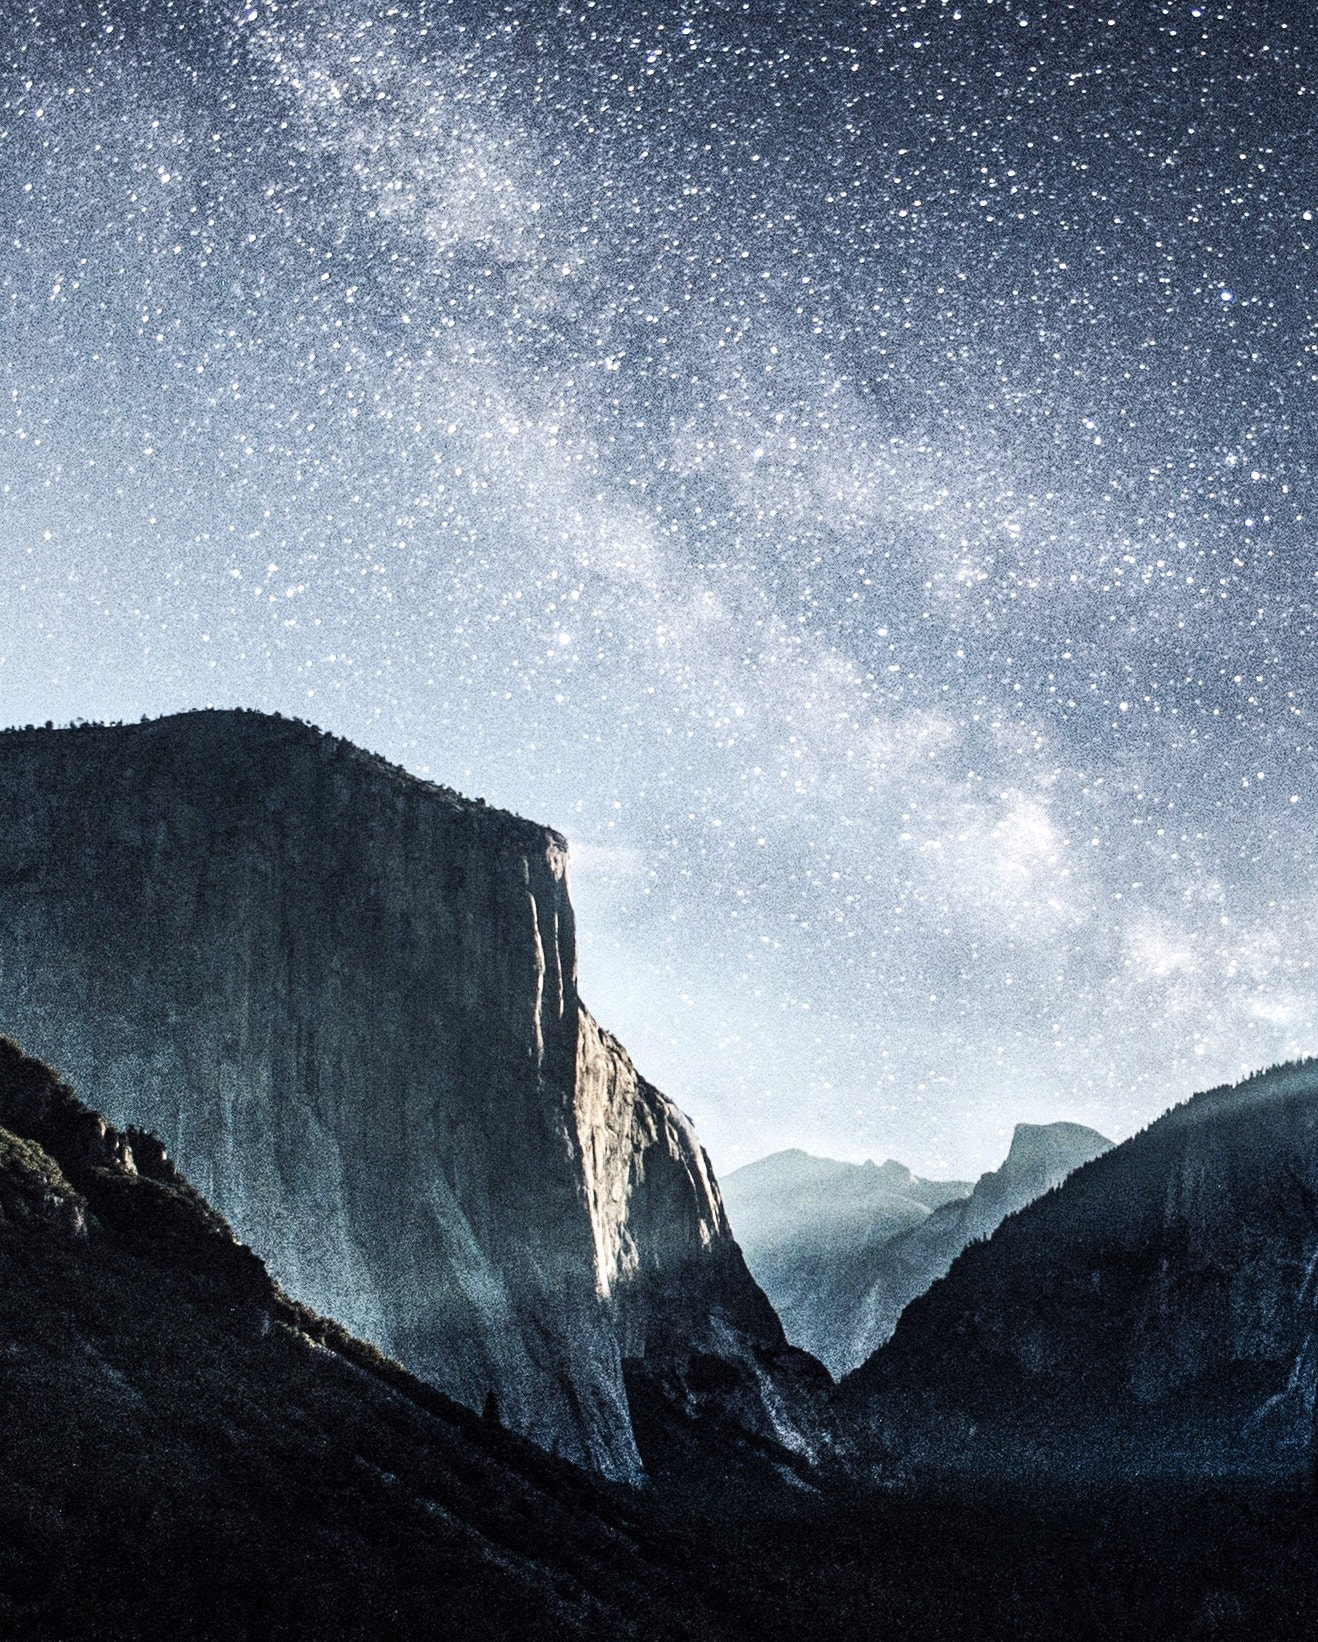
xmin=0 ymin=711 xmax=822 ymax=1481
xmin=840 ymin=1063 xmax=1318 ymax=1480
xmin=577 ymin=1021 xmax=830 ymax=1465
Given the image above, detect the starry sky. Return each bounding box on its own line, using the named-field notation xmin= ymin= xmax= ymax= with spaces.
xmin=1 ymin=0 xmax=1316 ymax=1177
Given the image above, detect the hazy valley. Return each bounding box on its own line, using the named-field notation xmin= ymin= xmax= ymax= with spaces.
xmin=723 ymin=1122 xmax=1111 ymax=1376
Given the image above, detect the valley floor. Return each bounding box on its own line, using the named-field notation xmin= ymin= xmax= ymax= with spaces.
xmin=624 ymin=1367 xmax=1318 ymax=1642
xmin=656 ymin=1475 xmax=1318 ymax=1642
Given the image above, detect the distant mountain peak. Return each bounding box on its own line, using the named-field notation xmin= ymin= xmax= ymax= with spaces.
xmin=840 ymin=1061 xmax=1318 ymax=1481
xmin=996 ymin=1121 xmax=1113 ymax=1179
xmin=723 ymin=1124 xmax=1112 ymax=1379
xmin=1006 ymin=1119 xmax=1110 ymax=1154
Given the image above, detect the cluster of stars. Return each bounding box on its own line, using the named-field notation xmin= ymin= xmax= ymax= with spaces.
xmin=0 ymin=0 xmax=1314 ymax=1174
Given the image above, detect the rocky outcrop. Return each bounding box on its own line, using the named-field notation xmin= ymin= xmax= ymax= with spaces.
xmin=0 ymin=711 xmax=823 ymax=1481
xmin=0 ymin=1037 xmax=721 ymax=1640
xmin=839 ymin=1063 xmax=1318 ymax=1480
xmin=721 ymin=1151 xmax=971 ymax=1377
xmin=836 ymin=1122 xmax=1112 ymax=1369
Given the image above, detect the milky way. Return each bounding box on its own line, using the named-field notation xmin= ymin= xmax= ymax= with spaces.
xmin=2 ymin=0 xmax=1315 ymax=1173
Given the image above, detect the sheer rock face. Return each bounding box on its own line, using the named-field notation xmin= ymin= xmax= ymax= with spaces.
xmin=840 ymin=1064 xmax=1318 ymax=1481
xmin=575 ymin=1015 xmax=831 ymax=1462
xmin=0 ymin=711 xmax=819 ymax=1480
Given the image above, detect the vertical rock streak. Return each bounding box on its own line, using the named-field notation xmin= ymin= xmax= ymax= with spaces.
xmin=571 ymin=1008 xmax=831 ymax=1461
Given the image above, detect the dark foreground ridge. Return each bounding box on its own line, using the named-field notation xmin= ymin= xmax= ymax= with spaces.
xmin=0 ymin=1037 xmax=717 ymax=1641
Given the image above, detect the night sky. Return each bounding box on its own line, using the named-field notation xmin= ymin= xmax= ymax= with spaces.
xmin=2 ymin=0 xmax=1316 ymax=1176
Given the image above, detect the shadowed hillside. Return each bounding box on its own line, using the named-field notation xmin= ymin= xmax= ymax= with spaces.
xmin=0 ymin=1037 xmax=717 ymax=1641
xmin=841 ymin=1062 xmax=1318 ymax=1481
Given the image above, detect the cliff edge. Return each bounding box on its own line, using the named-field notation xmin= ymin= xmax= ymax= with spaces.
xmin=0 ymin=710 xmax=824 ymax=1480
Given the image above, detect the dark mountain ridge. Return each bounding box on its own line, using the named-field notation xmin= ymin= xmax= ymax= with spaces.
xmin=840 ymin=1059 xmax=1318 ymax=1481
xmin=0 ymin=1036 xmax=720 ymax=1640
xmin=836 ymin=1120 xmax=1113 ymax=1365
